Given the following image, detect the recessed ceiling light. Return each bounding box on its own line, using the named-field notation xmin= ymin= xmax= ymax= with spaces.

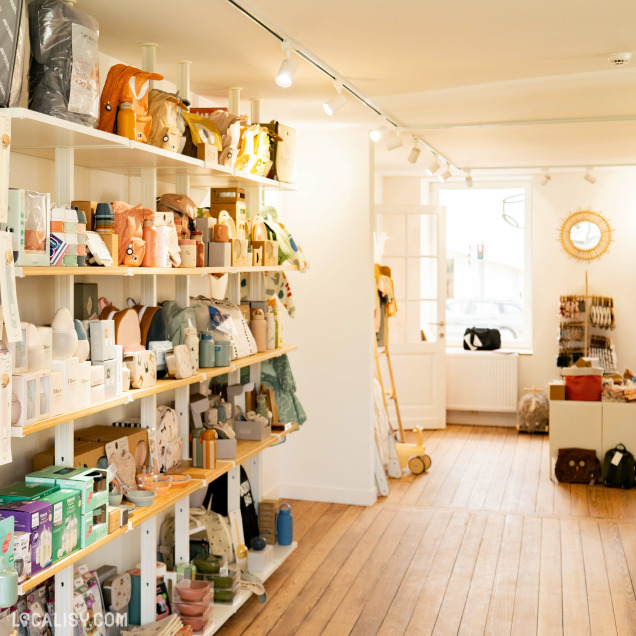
xmin=584 ymin=168 xmax=597 ymax=184
xmin=608 ymin=51 xmax=632 ymax=66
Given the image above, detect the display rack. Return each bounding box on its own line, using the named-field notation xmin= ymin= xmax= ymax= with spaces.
xmin=5 ymin=58 xmax=301 ymax=629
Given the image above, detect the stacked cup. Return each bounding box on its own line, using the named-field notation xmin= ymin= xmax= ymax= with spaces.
xmin=75 ymin=208 xmax=87 ymax=267
xmin=63 ymin=208 xmax=78 ymax=267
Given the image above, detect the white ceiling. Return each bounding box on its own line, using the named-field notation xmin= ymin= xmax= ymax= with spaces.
xmin=78 ymin=0 xmax=636 ymax=172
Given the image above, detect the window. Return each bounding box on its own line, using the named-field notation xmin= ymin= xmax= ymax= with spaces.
xmin=435 ymin=184 xmax=532 ymax=348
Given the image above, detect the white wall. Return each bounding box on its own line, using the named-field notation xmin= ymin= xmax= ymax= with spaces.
xmin=269 ymin=127 xmax=377 ymax=506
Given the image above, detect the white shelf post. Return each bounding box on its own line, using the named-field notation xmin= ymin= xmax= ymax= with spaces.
xmin=228 ymin=88 xmax=241 ymax=116
xmin=140 ymin=517 xmax=157 ymax=625
xmin=250 ymin=98 xmax=261 ymax=125
xmin=174 ymin=495 xmax=190 ymax=567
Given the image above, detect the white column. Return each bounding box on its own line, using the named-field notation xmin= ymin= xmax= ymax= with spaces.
xmin=174 ymin=496 xmax=190 ymax=566
xmin=140 ymin=517 xmax=157 ymax=625
xmin=228 ymin=88 xmax=241 ymax=116
xmin=250 ymin=98 xmax=261 ymax=125
xmin=54 ymin=147 xmax=74 ymax=206
xmin=176 ymin=61 xmax=192 ymax=101
xmin=175 ymin=385 xmax=189 ymax=460
xmin=227 ymin=465 xmax=240 ymax=513
xmin=140 ymin=43 xmax=159 ymax=89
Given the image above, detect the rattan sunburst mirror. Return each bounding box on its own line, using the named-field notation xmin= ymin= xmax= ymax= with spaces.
xmin=559 ymin=209 xmax=612 ymax=261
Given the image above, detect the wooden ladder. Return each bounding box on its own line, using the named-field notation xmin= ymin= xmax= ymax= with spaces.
xmin=375 ymin=339 xmax=406 ymax=443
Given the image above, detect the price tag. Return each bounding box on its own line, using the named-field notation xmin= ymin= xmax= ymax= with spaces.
xmin=611 ymin=451 xmax=623 ymax=466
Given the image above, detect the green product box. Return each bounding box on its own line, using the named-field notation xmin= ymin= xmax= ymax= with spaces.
xmin=0 ymin=517 xmax=14 ymax=570
xmin=80 ymin=506 xmax=108 ymax=548
xmin=26 ymin=466 xmax=108 ymax=513
xmin=41 ymin=489 xmax=81 ymax=562
xmin=0 ymin=481 xmax=59 ymax=503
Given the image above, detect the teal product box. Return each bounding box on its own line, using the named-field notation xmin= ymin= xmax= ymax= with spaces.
xmin=26 ymin=466 xmax=108 ymax=513
xmin=41 ymin=489 xmax=81 ymax=562
xmin=0 ymin=500 xmax=52 ymax=575
xmin=80 ymin=505 xmax=108 ymax=548
xmin=0 ymin=481 xmax=59 ymax=503
xmin=0 ymin=517 xmax=14 ymax=571
xmin=13 ymin=531 xmax=30 ymax=583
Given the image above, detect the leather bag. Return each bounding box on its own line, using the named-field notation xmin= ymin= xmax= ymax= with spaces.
xmin=555 ymin=448 xmax=601 ymax=484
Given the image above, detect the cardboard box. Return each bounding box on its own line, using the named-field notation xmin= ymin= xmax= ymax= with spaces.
xmin=208 ymin=242 xmax=231 ymax=267
xmin=258 ymin=499 xmax=278 ymax=545
xmin=251 ymin=240 xmax=278 ymax=267
xmin=195 ymin=217 xmax=217 ymax=242
xmin=262 ymin=122 xmax=296 ymax=184
xmin=26 ymin=466 xmax=108 ymax=513
xmin=75 ymin=425 xmax=149 ymax=470
xmin=210 ymin=188 xmax=246 ymax=204
xmin=0 ymin=481 xmax=58 ymax=503
xmin=549 ymin=381 xmax=566 ymax=401
xmin=38 ymin=371 xmax=51 ymax=420
xmin=74 ymin=283 xmax=99 ymax=320
xmin=14 ymin=531 xmax=30 ymax=583
xmin=234 ymin=418 xmax=271 ymax=441
xmin=216 ymin=438 xmax=237 ymax=460
xmin=78 ymin=361 xmax=92 ymax=408
xmin=108 ymin=506 xmax=123 ymax=534
xmin=91 ymin=384 xmax=105 ymax=404
xmin=0 ymin=517 xmax=14 ymax=574
xmin=33 ymin=440 xmax=107 ymax=471
xmin=230 ymin=238 xmax=250 ymax=267
xmin=197 ymin=143 xmax=218 ymax=164
xmin=50 ymin=371 xmax=65 ymax=417
xmin=101 ymin=233 xmax=119 ymax=267
xmin=208 ymin=202 xmax=246 ymax=224
xmin=51 ymin=357 xmax=79 ymax=412
xmin=94 ymin=358 xmax=118 ymax=398
xmin=71 ymin=201 xmax=97 ymax=233
xmin=91 ymin=364 xmax=104 ymax=386
xmin=41 ymin=489 xmax=81 ymax=562
xmin=12 ymin=372 xmax=39 ymax=427
xmin=0 ymin=500 xmax=52 ymax=575
xmin=89 ymin=319 xmax=116 ymax=362
xmin=80 ymin=506 xmax=108 ymax=548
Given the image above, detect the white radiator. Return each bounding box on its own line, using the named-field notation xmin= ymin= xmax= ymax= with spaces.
xmin=446 ymin=351 xmax=519 ymax=412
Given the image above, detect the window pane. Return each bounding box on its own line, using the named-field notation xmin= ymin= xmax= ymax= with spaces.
xmin=377 ymin=214 xmax=406 ymax=257
xmin=382 ymin=258 xmax=406 ymax=300
xmin=406 ymin=257 xmax=437 ymax=300
xmin=406 ymin=300 xmax=438 ymax=343
xmin=439 ymin=187 xmax=526 ymax=344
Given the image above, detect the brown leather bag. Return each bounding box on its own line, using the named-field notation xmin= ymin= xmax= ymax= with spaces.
xmin=555 ymin=448 xmax=601 ymax=484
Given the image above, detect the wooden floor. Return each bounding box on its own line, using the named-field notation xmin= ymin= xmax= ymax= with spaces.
xmin=218 ymin=425 xmax=636 ymax=635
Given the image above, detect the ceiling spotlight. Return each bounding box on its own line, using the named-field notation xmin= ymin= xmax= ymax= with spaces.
xmin=370 ymin=125 xmax=389 ymax=143
xmin=385 ymin=129 xmax=403 ymax=151
xmin=465 ymin=170 xmax=473 ymax=188
xmin=608 ymin=51 xmax=632 ymax=66
xmin=323 ymin=82 xmax=347 ymax=116
xmin=440 ymin=165 xmax=452 ymax=182
xmin=541 ymin=170 xmax=551 ymax=186
xmin=425 ymin=155 xmax=441 ymax=176
xmin=407 ymin=138 xmax=421 ymax=164
xmin=584 ymin=168 xmax=597 ymax=184
xmin=275 ymin=41 xmax=297 ymax=88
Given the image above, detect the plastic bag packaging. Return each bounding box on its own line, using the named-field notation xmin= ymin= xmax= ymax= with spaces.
xmin=28 ymin=0 xmax=100 ymax=126
xmin=0 ymin=0 xmax=26 ymax=107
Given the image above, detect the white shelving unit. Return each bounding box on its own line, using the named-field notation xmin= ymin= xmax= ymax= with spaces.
xmin=6 ymin=61 xmax=300 ymax=628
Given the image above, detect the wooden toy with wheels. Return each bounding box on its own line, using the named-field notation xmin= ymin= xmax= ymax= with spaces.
xmin=388 ymin=426 xmax=432 ymax=476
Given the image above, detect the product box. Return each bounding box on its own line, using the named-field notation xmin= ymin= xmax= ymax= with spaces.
xmin=0 ymin=481 xmax=58 ymax=503
xmin=247 ymin=544 xmax=273 ymax=572
xmin=74 ymin=283 xmax=99 ymax=320
xmin=11 ymin=372 xmax=39 ymax=427
xmin=80 ymin=506 xmax=108 ymax=548
xmin=7 ymin=189 xmax=51 ymax=266
xmin=26 ymin=466 xmax=108 ymax=513
xmin=197 ymin=143 xmax=218 ymax=164
xmin=75 ymin=425 xmax=149 ymax=470
xmin=37 ymin=371 xmax=51 ymax=420
xmin=208 ymin=201 xmax=246 ymax=224
xmin=13 ymin=531 xmax=31 ymax=583
xmin=108 ymin=506 xmax=122 ymax=534
xmin=195 ymin=217 xmax=217 ymax=242
xmin=33 ymin=440 xmax=106 ymax=472
xmin=230 ymin=238 xmax=250 ymax=267
xmin=0 ymin=500 xmax=52 ymax=575
xmin=261 ymin=122 xmax=296 ymax=184
xmin=88 ymin=319 xmax=116 ymax=362
xmin=208 ymin=242 xmax=231 ymax=267
xmin=91 ymin=364 xmax=104 ymax=387
xmin=71 ymin=201 xmax=97 ymax=233
xmin=91 ymin=384 xmax=105 ymax=404
xmin=101 ymin=233 xmax=119 ymax=267
xmin=549 ymin=381 xmax=566 ymax=401
xmin=258 ymin=499 xmax=278 ymax=545
xmin=78 ymin=361 xmax=92 ymax=408
xmin=0 ymin=517 xmax=14 ymax=573
xmin=42 ymin=489 xmax=81 ymax=562
xmin=234 ymin=418 xmax=271 ymax=441
xmin=251 ymin=240 xmax=278 ymax=267
xmin=94 ymin=358 xmax=118 ymax=398
xmin=216 ymin=438 xmax=237 ymax=460
xmin=51 ymin=357 xmax=79 ymax=412
xmin=49 ymin=370 xmax=65 ymax=416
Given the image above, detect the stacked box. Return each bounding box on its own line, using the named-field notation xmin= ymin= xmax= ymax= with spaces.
xmin=41 ymin=489 xmax=81 ymax=561
xmin=258 ymin=499 xmax=278 ymax=545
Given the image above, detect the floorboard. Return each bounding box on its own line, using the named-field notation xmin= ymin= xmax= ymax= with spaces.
xmin=217 ymin=425 xmax=636 ymax=636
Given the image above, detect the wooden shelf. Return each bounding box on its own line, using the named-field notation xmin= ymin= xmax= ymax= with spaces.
xmin=200 ymin=344 xmax=298 ymax=379
xmin=183 ymin=462 xmax=234 ymax=485
xmin=11 ymin=393 xmax=131 ymax=438
xmin=128 ymin=376 xmax=205 ymax=401
xmin=16 ymin=264 xmax=299 ymax=278
xmin=5 ymin=108 xmax=296 ymax=190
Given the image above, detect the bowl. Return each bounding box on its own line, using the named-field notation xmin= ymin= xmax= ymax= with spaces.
xmin=52 ymin=329 xmax=78 ymax=360
xmin=175 ymin=579 xmax=209 ymax=602
xmin=174 ymin=590 xmax=212 ymax=616
xmin=167 ymin=473 xmax=191 ymax=487
xmin=28 ymin=345 xmax=46 ymax=372
xmin=179 ymin=606 xmax=211 ymax=631
xmin=192 ymin=554 xmax=222 ymax=574
xmin=125 ymin=490 xmax=156 ymax=507
xmin=108 ymin=491 xmax=122 ymax=505
xmin=137 ymin=474 xmax=171 ymax=496
xmin=118 ymin=503 xmax=135 ymax=518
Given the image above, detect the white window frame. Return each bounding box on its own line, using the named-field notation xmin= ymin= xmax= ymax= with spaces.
xmin=430 ymin=179 xmax=533 ymax=351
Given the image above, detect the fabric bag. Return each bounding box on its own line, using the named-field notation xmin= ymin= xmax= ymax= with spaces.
xmin=147 ymin=89 xmax=187 ymax=152
xmin=98 ymin=64 xmax=163 ymax=141
xmin=260 ymin=354 xmax=307 ymax=425
xmin=0 ymin=0 xmax=26 ymax=108
xmin=181 ymin=111 xmax=223 ymax=159
xmin=28 ymin=0 xmax=100 ymax=125
xmin=601 ymin=443 xmax=635 ymax=489
xmin=555 ymin=448 xmax=601 ymax=484
xmin=234 ymin=124 xmax=278 ymax=177
xmin=463 ymin=327 xmax=501 ymax=351
xmin=161 ymin=300 xmax=198 ymax=347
